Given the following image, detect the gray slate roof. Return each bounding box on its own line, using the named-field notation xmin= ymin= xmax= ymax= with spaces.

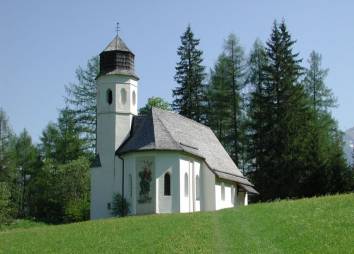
xmin=117 ymin=108 xmax=257 ymax=192
xmin=103 ymin=36 xmax=132 ymax=53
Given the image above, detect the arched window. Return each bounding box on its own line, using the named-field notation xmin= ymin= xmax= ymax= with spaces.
xmin=184 ymin=172 xmax=188 ymax=197
xmin=132 ymin=90 xmax=136 ymax=106
xmin=129 ymin=174 xmax=132 ymax=198
xmin=196 ymin=175 xmax=200 ymax=201
xmin=221 ymin=182 xmax=225 ymax=201
xmin=106 ymin=89 xmax=113 ymax=105
xmin=121 ymin=88 xmax=127 ymax=104
xmin=164 ymin=172 xmax=171 ymax=196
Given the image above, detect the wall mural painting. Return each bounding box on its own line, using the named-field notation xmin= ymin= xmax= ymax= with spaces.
xmin=138 ymin=159 xmax=153 ymax=203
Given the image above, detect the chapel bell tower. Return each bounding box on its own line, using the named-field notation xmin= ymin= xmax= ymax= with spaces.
xmin=96 ymin=34 xmax=139 ymax=157
xmin=91 ymin=29 xmax=139 ymax=219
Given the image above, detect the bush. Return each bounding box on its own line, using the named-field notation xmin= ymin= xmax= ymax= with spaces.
xmin=0 ymin=182 xmax=13 ymax=227
xmin=64 ymin=197 xmax=90 ymax=223
xmin=111 ymin=193 xmax=130 ymax=217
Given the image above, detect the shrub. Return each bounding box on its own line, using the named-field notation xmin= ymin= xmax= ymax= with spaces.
xmin=111 ymin=193 xmax=130 ymax=217
xmin=64 ymin=197 xmax=90 ymax=222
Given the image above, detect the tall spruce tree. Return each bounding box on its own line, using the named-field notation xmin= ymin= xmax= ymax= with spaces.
xmin=172 ymin=25 xmax=207 ymax=122
xmin=251 ymin=20 xmax=310 ymax=200
xmin=65 ymin=56 xmax=99 ymax=152
xmin=207 ymin=34 xmax=246 ymax=167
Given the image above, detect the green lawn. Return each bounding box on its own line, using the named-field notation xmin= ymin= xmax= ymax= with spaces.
xmin=0 ymin=219 xmax=46 ymax=232
xmin=1 ymin=194 xmax=353 ymax=254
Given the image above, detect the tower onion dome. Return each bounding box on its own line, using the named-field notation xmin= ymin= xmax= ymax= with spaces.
xmin=99 ymin=36 xmax=138 ymax=79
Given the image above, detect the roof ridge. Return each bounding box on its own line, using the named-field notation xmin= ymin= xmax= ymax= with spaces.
xmin=152 ymin=107 xmax=211 ymax=130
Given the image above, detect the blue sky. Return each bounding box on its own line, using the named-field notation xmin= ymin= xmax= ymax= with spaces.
xmin=1 ymin=0 xmax=353 ymax=143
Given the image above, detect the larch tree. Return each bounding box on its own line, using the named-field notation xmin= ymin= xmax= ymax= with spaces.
xmin=65 ymin=56 xmax=99 ymax=152
xmin=0 ymin=109 xmax=14 ymax=182
xmin=172 ymin=25 xmax=207 ymax=123
xmin=246 ymin=39 xmax=269 ymax=175
xmin=13 ymin=130 xmax=39 ymax=217
xmin=207 ymin=34 xmax=246 ymax=167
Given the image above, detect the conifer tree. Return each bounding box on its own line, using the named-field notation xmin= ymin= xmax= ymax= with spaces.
xmin=224 ymin=34 xmax=247 ymax=165
xmin=39 ymin=108 xmax=86 ymax=165
xmin=303 ymin=51 xmax=336 ymax=113
xmin=13 ymin=130 xmax=38 ymax=217
xmin=207 ymin=56 xmax=233 ymax=149
xmin=251 ymin=20 xmax=310 ymax=200
xmin=246 ymin=40 xmax=268 ymax=174
xmin=301 ymin=51 xmax=337 ymax=195
xmin=65 ymin=56 xmax=99 ymax=152
xmin=207 ymin=34 xmax=246 ymax=166
xmin=172 ymin=25 xmax=207 ymax=123
xmin=0 ymin=109 xmax=14 ymax=182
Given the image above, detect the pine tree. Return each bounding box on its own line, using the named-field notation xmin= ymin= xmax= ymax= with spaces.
xmin=65 ymin=56 xmax=99 ymax=152
xmin=172 ymin=25 xmax=207 ymax=123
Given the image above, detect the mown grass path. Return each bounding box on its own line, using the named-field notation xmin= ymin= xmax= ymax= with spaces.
xmin=1 ymin=194 xmax=353 ymax=253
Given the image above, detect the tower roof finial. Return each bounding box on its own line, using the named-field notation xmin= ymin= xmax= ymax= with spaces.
xmin=116 ymin=22 xmax=120 ymax=38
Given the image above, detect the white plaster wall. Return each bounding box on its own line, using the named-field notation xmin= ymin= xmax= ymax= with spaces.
xmin=122 ymin=156 xmax=136 ymax=214
xmin=97 ymin=75 xmax=138 ymax=115
xmin=236 ymin=191 xmax=248 ymax=206
xmin=91 ymin=74 xmax=137 ymax=220
xmin=179 ymin=157 xmax=202 ymax=213
xmin=179 ymin=158 xmax=192 ymax=213
xmin=193 ymin=161 xmax=200 ymax=212
xmin=155 ymin=153 xmax=179 ymax=213
xmin=215 ymin=180 xmax=236 ymax=210
xmin=200 ymin=162 xmax=215 ymax=211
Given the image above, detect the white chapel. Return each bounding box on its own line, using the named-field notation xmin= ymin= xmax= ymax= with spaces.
xmin=90 ymin=35 xmax=258 ymax=219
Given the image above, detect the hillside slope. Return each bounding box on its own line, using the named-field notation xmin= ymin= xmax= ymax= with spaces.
xmin=1 ymin=194 xmax=354 ymax=254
